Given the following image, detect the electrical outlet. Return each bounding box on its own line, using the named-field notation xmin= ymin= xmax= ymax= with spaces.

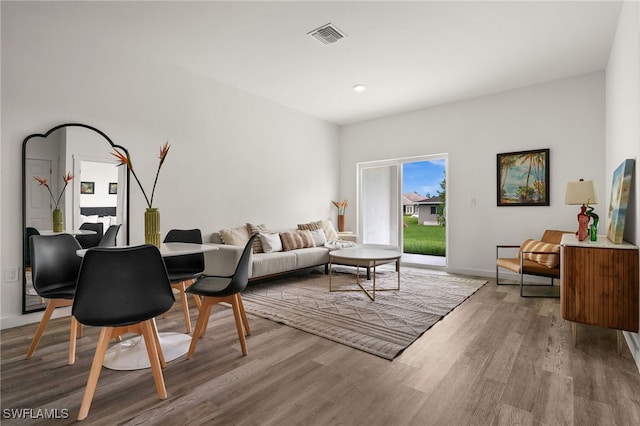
xmin=5 ymin=267 xmax=19 ymax=283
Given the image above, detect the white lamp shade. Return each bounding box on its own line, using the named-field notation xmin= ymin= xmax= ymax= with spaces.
xmin=565 ymin=180 xmax=598 ymax=205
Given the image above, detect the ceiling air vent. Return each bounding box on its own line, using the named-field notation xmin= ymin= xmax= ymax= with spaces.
xmin=308 ymin=23 xmax=346 ymax=45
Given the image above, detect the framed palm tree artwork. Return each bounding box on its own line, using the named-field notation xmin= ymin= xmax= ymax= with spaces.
xmin=497 ymin=148 xmax=550 ymax=206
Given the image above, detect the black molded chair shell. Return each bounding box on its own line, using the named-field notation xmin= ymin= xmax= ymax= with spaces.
xmin=72 ymin=245 xmax=174 ymax=327
xmin=30 ymin=234 xmax=82 ymax=300
xmin=186 ymin=234 xmax=257 ymax=298
xmin=98 ymin=224 xmax=121 ymax=247
xmin=76 ymin=222 xmax=104 ymax=249
xmin=163 ymin=229 xmax=204 ymax=282
xmin=24 ymin=227 xmax=40 ymax=268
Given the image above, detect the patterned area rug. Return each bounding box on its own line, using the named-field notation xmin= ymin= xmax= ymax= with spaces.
xmin=242 ymin=268 xmax=487 ymax=360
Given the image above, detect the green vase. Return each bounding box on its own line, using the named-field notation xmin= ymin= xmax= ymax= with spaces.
xmin=52 ymin=208 xmax=63 ymax=233
xmin=144 ymin=208 xmax=161 ymax=247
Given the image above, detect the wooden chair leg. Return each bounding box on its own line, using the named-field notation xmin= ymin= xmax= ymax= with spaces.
xmin=187 ymin=299 xmax=213 ymax=359
xmin=26 ymin=301 xmax=56 ymax=359
xmin=69 ymin=316 xmax=78 ymax=365
xmin=77 ymin=327 xmax=113 ymax=421
xmin=27 ymin=299 xmax=73 ymax=360
xmin=140 ymin=320 xmax=167 ymax=399
xmin=150 ymin=318 xmax=166 ymax=368
xmin=177 ymin=282 xmax=192 ymax=334
xmin=237 ymin=294 xmax=251 ymax=336
xmin=192 ymin=293 xmax=202 ymax=310
xmin=231 ymin=295 xmax=248 ymax=356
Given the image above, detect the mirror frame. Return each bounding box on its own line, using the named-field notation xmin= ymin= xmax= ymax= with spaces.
xmin=21 ymin=123 xmax=130 ymax=314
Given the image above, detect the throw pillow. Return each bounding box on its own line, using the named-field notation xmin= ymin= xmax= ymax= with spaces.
xmin=259 ymin=232 xmax=282 ymax=253
xmin=322 ymin=219 xmax=339 ymax=241
xmin=297 ymin=220 xmax=323 ymax=231
xmin=246 ymin=223 xmax=270 ymax=253
xmin=520 ymin=239 xmax=560 ymax=268
xmin=310 ymin=228 xmax=327 ymax=246
xmin=280 ymin=230 xmax=316 ymax=251
xmin=219 ymin=225 xmax=250 ymax=246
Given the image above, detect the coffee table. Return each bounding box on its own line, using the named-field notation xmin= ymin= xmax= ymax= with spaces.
xmin=329 ymin=247 xmax=402 ymax=301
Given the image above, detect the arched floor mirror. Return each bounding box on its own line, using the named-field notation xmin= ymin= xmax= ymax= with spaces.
xmin=22 ymin=123 xmax=130 ymax=314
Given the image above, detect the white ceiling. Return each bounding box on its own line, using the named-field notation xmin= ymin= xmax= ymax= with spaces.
xmin=22 ymin=1 xmax=623 ymax=125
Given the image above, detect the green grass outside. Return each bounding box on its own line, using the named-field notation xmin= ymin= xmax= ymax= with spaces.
xmin=403 ymin=216 xmax=446 ymax=256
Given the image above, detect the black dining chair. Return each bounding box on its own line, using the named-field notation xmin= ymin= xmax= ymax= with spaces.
xmin=98 ymin=224 xmax=121 ymax=247
xmin=162 ymin=229 xmax=205 ymax=333
xmin=72 ymin=244 xmax=174 ymax=421
xmin=186 ymin=234 xmax=257 ymax=358
xmin=76 ymin=222 xmax=104 ymax=249
xmin=26 ymin=234 xmax=83 ymax=365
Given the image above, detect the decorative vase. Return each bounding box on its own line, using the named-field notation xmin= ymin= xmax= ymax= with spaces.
xmin=337 ymin=214 xmax=346 ymax=232
xmin=52 ymin=208 xmax=63 ymax=232
xmin=144 ymin=207 xmax=161 ymax=247
xmin=589 ymin=224 xmax=598 ymax=242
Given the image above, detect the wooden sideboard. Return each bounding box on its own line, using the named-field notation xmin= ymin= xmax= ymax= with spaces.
xmin=560 ymin=234 xmax=639 ymax=352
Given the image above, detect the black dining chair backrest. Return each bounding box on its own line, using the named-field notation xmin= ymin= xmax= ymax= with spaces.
xmin=72 ymin=245 xmax=174 ymax=327
xmin=162 ymin=229 xmax=205 ymax=278
xmin=76 ymin=222 xmax=104 ymax=249
xmin=188 ymin=233 xmax=257 ymax=297
xmin=98 ymin=224 xmax=121 ymax=247
xmin=30 ymin=234 xmax=82 ymax=299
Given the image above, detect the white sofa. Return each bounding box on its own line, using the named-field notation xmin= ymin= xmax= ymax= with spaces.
xmin=203 ymin=222 xmax=337 ymax=279
xmin=202 ymin=221 xmax=399 ymax=281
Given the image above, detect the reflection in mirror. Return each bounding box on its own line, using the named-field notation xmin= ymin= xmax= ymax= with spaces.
xmin=22 ymin=123 xmax=130 ymax=314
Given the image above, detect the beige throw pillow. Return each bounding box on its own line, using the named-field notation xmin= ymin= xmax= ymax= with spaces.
xmin=219 ymin=225 xmax=250 ymax=246
xmin=322 ymin=219 xmax=339 ymax=241
xmin=259 ymin=232 xmax=282 ymax=253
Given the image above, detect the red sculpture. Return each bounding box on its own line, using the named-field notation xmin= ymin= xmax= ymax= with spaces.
xmin=577 ymin=204 xmax=589 ymax=241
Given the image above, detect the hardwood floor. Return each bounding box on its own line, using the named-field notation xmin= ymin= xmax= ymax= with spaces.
xmin=2 ymin=272 xmax=639 ymax=425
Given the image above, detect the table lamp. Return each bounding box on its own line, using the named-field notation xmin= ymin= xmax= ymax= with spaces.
xmin=565 ymin=179 xmax=599 ymax=241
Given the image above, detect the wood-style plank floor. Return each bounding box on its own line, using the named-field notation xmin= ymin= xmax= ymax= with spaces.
xmin=2 ymin=271 xmax=640 ymax=425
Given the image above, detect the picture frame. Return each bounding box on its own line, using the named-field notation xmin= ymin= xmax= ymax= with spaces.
xmin=108 ymin=182 xmax=118 ymax=195
xmin=607 ymin=159 xmax=634 ymax=243
xmin=80 ymin=181 xmax=95 ymax=195
xmin=497 ymin=148 xmax=549 ymax=206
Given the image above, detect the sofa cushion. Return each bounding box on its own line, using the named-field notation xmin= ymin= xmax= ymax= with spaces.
xmin=247 ymin=223 xmax=270 ymax=253
xmin=294 ymin=247 xmax=330 ymax=268
xmin=251 ymin=251 xmax=297 ymax=277
xmin=219 ymin=225 xmax=250 ymax=246
xmin=280 ymin=230 xmax=315 ymax=251
xmin=519 ymin=239 xmax=560 ymax=268
xmin=259 ymin=232 xmax=282 ymax=254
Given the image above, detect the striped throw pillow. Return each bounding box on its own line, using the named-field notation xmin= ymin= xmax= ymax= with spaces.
xmin=246 ymin=223 xmax=269 ymax=253
xmin=280 ymin=230 xmax=316 ymax=251
xmin=519 ymin=239 xmax=560 ymax=268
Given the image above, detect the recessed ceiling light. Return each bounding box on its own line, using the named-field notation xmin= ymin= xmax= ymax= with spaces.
xmin=353 ymin=84 xmax=366 ymax=93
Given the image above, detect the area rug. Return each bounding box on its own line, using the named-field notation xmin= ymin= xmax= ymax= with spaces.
xmin=242 ymin=268 xmax=486 ymax=360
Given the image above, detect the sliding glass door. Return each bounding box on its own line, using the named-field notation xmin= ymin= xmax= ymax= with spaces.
xmin=359 ymin=162 xmax=401 ymax=246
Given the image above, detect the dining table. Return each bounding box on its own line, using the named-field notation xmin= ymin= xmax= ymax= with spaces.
xmin=76 ymin=242 xmax=219 ymax=370
xmin=39 ymin=229 xmax=97 ymax=236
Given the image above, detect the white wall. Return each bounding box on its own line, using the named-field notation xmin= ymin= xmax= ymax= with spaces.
xmin=340 ymin=73 xmax=605 ymax=276
xmin=0 ymin=3 xmax=339 ymax=328
xmin=605 ymin=1 xmax=640 ymax=370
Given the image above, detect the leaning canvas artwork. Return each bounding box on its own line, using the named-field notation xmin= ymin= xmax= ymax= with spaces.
xmin=497 ymin=148 xmax=549 ymax=206
xmin=607 ymin=159 xmax=634 ymax=243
